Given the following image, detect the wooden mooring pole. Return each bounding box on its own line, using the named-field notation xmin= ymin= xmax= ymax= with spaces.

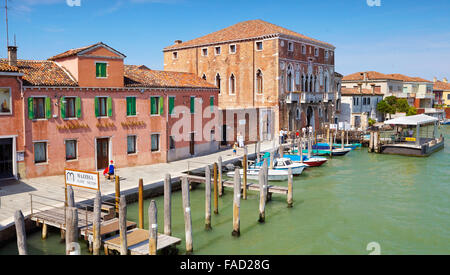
xmin=256 ymin=141 xmax=261 ymax=163
xmin=138 ymin=178 xmax=144 ymax=229
xmin=287 ymin=168 xmax=293 ymax=208
xmin=65 ymin=207 xmax=78 ymax=255
xmin=181 ymin=176 xmax=193 ymax=253
xmin=213 ymin=162 xmax=219 ymax=214
xmin=115 ymin=175 xmax=120 ymax=216
xmin=218 ymin=156 xmax=223 ymax=197
xmin=243 ymin=146 xmax=248 ymax=200
xmin=258 ymin=169 xmax=266 ymax=223
xmin=92 ymin=191 xmax=101 ymax=255
xmin=232 ymin=168 xmax=241 ymax=237
xmin=205 ymin=165 xmax=212 ymax=230
xmin=148 ymin=200 xmax=157 ymax=255
xmin=119 ymin=195 xmax=128 ymax=255
xmin=14 ymin=210 xmax=27 ymax=255
xmin=164 ymin=174 xmax=172 ymax=236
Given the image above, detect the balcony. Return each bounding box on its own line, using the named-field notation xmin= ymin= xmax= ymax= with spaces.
xmin=286 ymin=92 xmax=300 ymax=103
xmin=324 ymin=92 xmax=335 ymax=102
xmin=300 ymin=92 xmax=325 ymax=103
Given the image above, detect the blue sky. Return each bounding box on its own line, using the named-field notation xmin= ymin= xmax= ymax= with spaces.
xmin=2 ymin=0 xmax=450 ymax=80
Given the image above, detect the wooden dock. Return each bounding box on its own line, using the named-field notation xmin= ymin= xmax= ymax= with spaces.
xmin=186 ymin=175 xmax=288 ymax=196
xmin=103 ymin=228 xmax=181 ymax=255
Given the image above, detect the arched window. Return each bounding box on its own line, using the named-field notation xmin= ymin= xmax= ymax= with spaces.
xmin=215 ymin=73 xmax=221 ymax=93
xmin=324 ymin=74 xmax=328 ymax=92
xmin=229 ymin=74 xmax=236 ymax=95
xmin=256 ymin=70 xmax=263 ymax=94
xmin=301 ymin=74 xmax=306 ymax=92
xmin=287 ymin=71 xmax=293 ymax=92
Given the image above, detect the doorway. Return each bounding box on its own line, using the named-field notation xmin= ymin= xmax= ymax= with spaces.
xmin=96 ymin=138 xmax=109 ymax=170
xmin=0 ymin=138 xmax=13 ymax=179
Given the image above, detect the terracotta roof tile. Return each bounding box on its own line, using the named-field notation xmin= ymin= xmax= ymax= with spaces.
xmin=433 ymin=81 xmax=450 ymax=91
xmin=48 ymin=42 xmax=126 ymax=60
xmin=164 ymin=19 xmax=334 ymax=51
xmin=124 ymin=65 xmax=217 ymax=89
xmin=0 ymin=59 xmax=77 ymax=86
xmin=343 ymin=71 xmax=431 ymax=83
xmin=0 ymin=62 xmax=20 ymax=72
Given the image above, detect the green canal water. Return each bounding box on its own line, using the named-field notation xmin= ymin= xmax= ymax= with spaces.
xmin=2 ymin=127 xmax=449 ymax=255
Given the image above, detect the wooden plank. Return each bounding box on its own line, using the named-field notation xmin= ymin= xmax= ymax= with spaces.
xmin=86 ymin=218 xmax=136 ymax=236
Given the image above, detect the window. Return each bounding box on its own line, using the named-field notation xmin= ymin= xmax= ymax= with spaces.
xmin=151 ymin=134 xmax=160 ymax=152
xmin=127 ymin=136 xmax=137 ymax=154
xmin=95 ymin=97 xmax=111 ymax=117
xmin=368 ymin=98 xmax=371 ymax=105
xmin=363 ymin=98 xmax=366 ymax=105
xmin=256 ymin=70 xmax=263 ymax=94
xmin=33 ymin=97 xmax=46 ymax=119
xmin=65 ymin=140 xmax=77 ymax=161
xmin=229 ymin=44 xmax=236 ymax=54
xmin=96 ymin=62 xmax=107 ymax=78
xmin=215 ymin=74 xmax=221 ymax=93
xmin=168 ymin=96 xmax=175 ymax=115
xmin=288 ymin=42 xmax=294 ymax=52
xmin=314 ymin=48 xmax=319 ymax=57
xmin=34 ymin=142 xmax=47 ymax=164
xmin=448 ymin=94 xmax=450 ymax=100
xmin=61 ymin=97 xmax=81 ymax=119
xmin=151 ymin=96 xmax=163 ymax=115
xmin=29 ymin=97 xmax=50 ymax=120
xmin=172 ymin=52 xmax=178 ymax=59
xmin=256 ymin=41 xmax=263 ymax=51
xmin=215 ymin=46 xmax=221 ymax=55
xmin=325 ymin=51 xmax=329 ymax=60
xmin=202 ymin=48 xmax=208 ymax=56
xmin=287 ymin=70 xmax=293 ymax=92
xmin=126 ymin=97 xmax=136 ymax=116
xmin=301 ymin=45 xmax=306 ymax=54
xmin=201 ymin=74 xmax=207 ymax=81
xmin=169 ymin=136 xmax=175 ymax=150
xmin=190 ymin=96 xmax=195 ymax=114
xmin=229 ymin=74 xmax=236 ymax=94
xmin=0 ymin=88 xmax=11 ymax=114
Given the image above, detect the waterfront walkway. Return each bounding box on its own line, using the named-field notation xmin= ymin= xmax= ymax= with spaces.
xmin=0 ymin=141 xmax=273 ymax=229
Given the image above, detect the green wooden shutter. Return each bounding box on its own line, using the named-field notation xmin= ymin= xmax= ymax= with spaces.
xmin=28 ymin=97 xmax=34 ymax=120
xmin=45 ymin=97 xmax=52 ymax=119
xmin=107 ymin=97 xmax=112 ymax=117
xmin=95 ymin=97 xmax=99 ymax=117
xmin=159 ymin=96 xmax=164 ymax=115
xmin=169 ymin=97 xmax=175 ymax=115
xmin=76 ymin=97 xmax=82 ymax=118
xmin=210 ymin=96 xmax=214 ymax=112
xmin=190 ymin=97 xmax=195 ymax=114
xmin=151 ymin=97 xmax=156 ymax=115
xmin=126 ymin=97 xmax=131 ymax=116
xmin=133 ymin=97 xmax=136 ymax=115
xmin=60 ymin=97 xmax=66 ymax=119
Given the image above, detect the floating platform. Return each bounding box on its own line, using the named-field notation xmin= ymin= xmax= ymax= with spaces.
xmin=103 ymin=228 xmax=181 ymax=255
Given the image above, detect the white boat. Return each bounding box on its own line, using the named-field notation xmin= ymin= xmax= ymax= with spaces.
xmin=226 ymin=168 xmax=289 ymax=181
xmin=250 ymin=157 xmax=308 ymax=176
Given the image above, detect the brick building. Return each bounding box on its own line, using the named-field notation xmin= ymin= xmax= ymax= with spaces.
xmin=163 ymin=20 xmax=340 ymax=143
xmin=0 ymin=43 xmax=218 ymax=180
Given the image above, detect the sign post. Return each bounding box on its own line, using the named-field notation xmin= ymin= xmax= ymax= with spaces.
xmin=64 ymin=169 xmax=100 ymax=205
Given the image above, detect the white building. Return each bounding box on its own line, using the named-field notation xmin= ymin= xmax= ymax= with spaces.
xmin=340 ymin=86 xmax=384 ymax=130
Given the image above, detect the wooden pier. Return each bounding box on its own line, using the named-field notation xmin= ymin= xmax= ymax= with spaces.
xmin=103 ymin=228 xmax=181 ymax=255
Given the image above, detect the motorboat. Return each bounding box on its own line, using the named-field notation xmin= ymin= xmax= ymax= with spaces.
xmin=226 ymin=168 xmax=289 ymax=181
xmin=256 ymin=157 xmax=308 ymax=175
xmin=283 ymin=154 xmax=328 ymax=167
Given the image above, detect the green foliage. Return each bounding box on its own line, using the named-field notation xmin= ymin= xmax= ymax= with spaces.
xmin=368 ymin=118 xmax=376 ymax=126
xmin=396 ymin=99 xmax=410 ymax=113
xmin=377 ymin=100 xmax=395 ymax=115
xmin=407 ymin=106 xmax=417 ymax=116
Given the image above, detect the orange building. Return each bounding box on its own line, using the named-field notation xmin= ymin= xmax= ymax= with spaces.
xmin=0 ymin=43 xmax=218 ymax=179
xmin=163 ymin=20 xmax=340 ymax=143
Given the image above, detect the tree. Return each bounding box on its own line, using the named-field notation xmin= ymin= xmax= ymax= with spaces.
xmin=377 ymin=99 xmax=396 ymax=119
xmin=396 ymin=99 xmax=410 ymax=113
xmin=407 ymin=106 xmax=417 ymax=116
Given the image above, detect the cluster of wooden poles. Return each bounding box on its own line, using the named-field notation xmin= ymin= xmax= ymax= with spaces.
xmin=13 ymin=148 xmax=296 ymax=255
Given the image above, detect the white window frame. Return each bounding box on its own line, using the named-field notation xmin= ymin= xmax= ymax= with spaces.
xmin=314 ymin=48 xmax=319 ymax=57
xmin=229 ymin=44 xmax=236 ymax=54
xmin=33 ymin=140 xmax=48 ymax=165
xmin=201 ymin=47 xmax=208 ymax=57
xmin=301 ymin=45 xmax=306 ymax=55
xmin=30 ymin=95 xmax=48 ymax=121
xmin=0 ymin=87 xmax=12 ymax=116
xmin=172 ymin=51 xmax=178 ymax=60
xmin=95 ymin=61 xmax=108 ymax=79
xmin=215 ymin=46 xmax=221 ymax=55
xmin=150 ymin=133 xmax=161 ymax=153
xmin=96 ymin=96 xmax=109 ymax=118
xmin=64 ymin=139 xmax=78 ymax=162
xmin=288 ymin=41 xmax=294 ymax=52
xmin=63 ymin=96 xmax=78 ymax=120
xmin=229 ymin=73 xmax=236 ymax=95
xmin=255 ymin=41 xmax=263 ymax=51
xmin=127 ymin=135 xmax=138 ymax=155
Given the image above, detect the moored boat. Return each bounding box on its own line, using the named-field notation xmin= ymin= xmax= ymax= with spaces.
xmin=226 ymin=168 xmax=289 ymax=181
xmin=250 ymin=157 xmax=307 ymax=175
xmin=283 ymin=154 xmax=328 ymax=167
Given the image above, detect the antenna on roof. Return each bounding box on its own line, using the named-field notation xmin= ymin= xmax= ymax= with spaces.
xmin=5 ymin=0 xmax=9 ymax=48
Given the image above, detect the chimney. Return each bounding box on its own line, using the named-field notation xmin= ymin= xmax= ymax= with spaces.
xmin=174 ymin=40 xmax=183 ymax=45
xmin=357 ymin=83 xmax=363 ymax=94
xmin=371 ymin=84 xmax=376 ymax=94
xmin=444 ymin=78 xmax=448 ymax=83
xmin=8 ymin=46 xmax=18 ymax=67
xmin=363 ymin=72 xmax=368 ymax=82
xmin=433 ymin=77 xmax=437 ymax=82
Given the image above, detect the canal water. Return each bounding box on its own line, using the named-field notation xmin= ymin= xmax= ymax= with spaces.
xmin=1 ymin=126 xmax=449 ymax=255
